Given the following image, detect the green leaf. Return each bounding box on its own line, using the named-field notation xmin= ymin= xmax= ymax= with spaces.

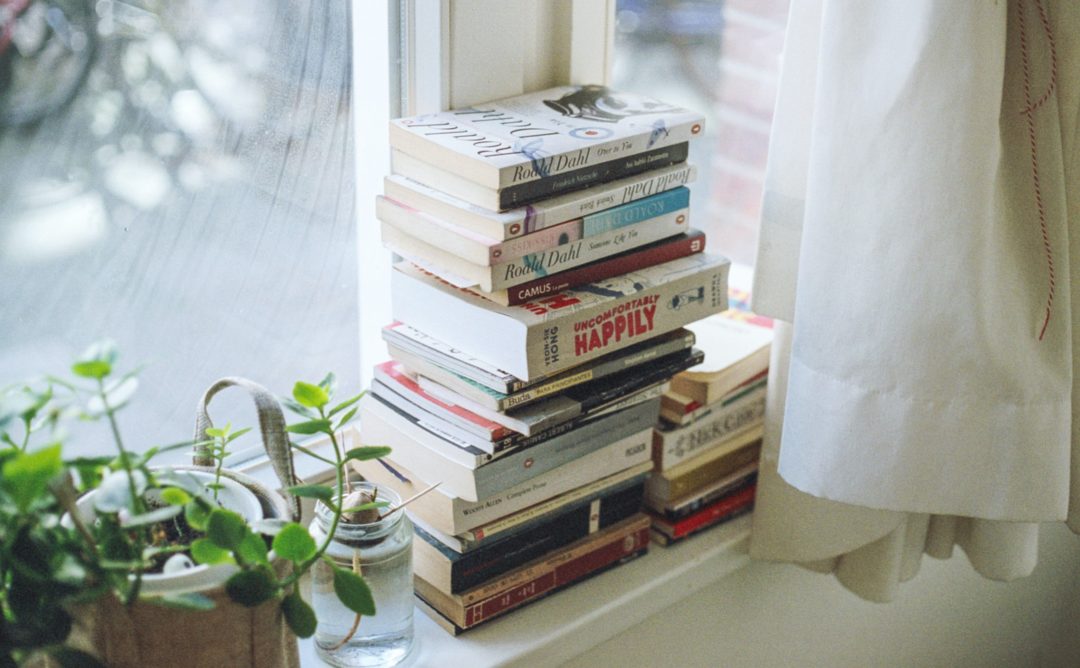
xmin=286 ymin=484 xmax=335 ymax=503
xmin=272 ymin=524 xmax=317 ymax=563
xmin=204 ymin=426 xmax=227 ymax=439
xmin=161 ymin=487 xmax=192 ymax=506
xmin=318 ymin=372 xmax=337 ymax=396
xmin=285 ymin=418 xmax=332 ymax=435
xmin=236 ymin=531 xmax=270 ymax=566
xmin=154 ymin=593 xmax=217 ymax=611
xmin=71 ymin=360 xmax=111 ymax=380
xmin=190 ymin=538 xmax=233 ymax=565
xmin=333 ymin=567 xmax=376 ymax=616
xmin=226 ymin=426 xmax=253 ymax=443
xmin=334 ymin=406 xmax=359 ymax=430
xmin=328 ymin=391 xmax=365 ymax=418
xmin=345 ymin=446 xmax=392 ymax=462
xmin=225 ymin=568 xmax=278 ymax=607
xmin=293 ymin=381 xmax=330 ymax=409
xmin=1 ymin=443 xmax=62 ymax=511
xmin=282 ymin=590 xmax=317 ymax=638
xmin=281 ymin=397 xmax=317 ymax=419
xmin=48 ymin=647 xmax=107 ymax=668
xmin=206 ymin=508 xmax=248 ymax=550
xmin=185 ymin=500 xmax=212 ymax=531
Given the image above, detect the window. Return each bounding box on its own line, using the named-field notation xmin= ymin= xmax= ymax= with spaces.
xmin=612 ymin=0 xmax=790 ymax=269
xmin=0 ymin=1 xmax=363 ymax=460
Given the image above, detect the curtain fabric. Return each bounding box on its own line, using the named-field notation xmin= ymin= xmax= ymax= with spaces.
xmin=749 ymin=0 xmax=1079 ymax=601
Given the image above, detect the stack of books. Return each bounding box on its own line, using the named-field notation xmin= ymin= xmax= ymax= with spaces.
xmin=355 ymin=84 xmax=732 ymax=634
xmin=646 ymin=289 xmax=773 ymax=545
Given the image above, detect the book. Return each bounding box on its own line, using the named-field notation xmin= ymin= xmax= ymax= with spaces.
xmin=360 ymin=393 xmax=658 ymax=502
xmin=413 ymin=479 xmax=645 ymax=593
xmin=659 ymin=370 xmax=767 ymax=426
xmin=383 ymin=322 xmax=695 ymax=403
xmin=390 ymin=85 xmax=703 ymax=204
xmin=648 ymin=484 xmax=756 ymax=546
xmin=669 ymin=308 xmax=773 ymax=406
xmin=465 ymin=230 xmax=707 ymax=306
xmin=391 ymin=253 xmax=730 ymax=380
xmin=382 ymin=163 xmax=696 ymax=241
xmin=409 ymin=463 xmax=652 ymax=553
xmin=414 ymin=514 xmax=651 ymax=630
xmin=377 ymin=187 xmax=690 ymax=266
xmin=392 ymin=144 xmax=690 ymax=211
xmin=419 ymin=347 xmax=702 ymax=437
xmin=644 ymin=427 xmax=763 ymax=502
xmin=652 ymin=379 xmax=767 ymax=471
xmin=351 ymin=431 xmax=653 ymax=536
xmin=380 ymin=204 xmax=690 ymax=292
xmin=645 ymin=462 xmax=758 ymax=521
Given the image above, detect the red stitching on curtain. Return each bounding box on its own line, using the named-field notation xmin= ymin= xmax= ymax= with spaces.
xmin=1017 ymin=0 xmax=1058 ymax=341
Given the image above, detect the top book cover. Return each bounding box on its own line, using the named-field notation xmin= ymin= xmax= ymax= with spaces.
xmin=389 ymin=85 xmax=705 ymax=191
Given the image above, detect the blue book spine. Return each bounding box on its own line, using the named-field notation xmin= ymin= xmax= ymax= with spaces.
xmin=581 ymin=186 xmax=690 ymax=237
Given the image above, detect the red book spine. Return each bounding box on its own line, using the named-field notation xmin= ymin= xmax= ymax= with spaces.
xmin=462 ymin=525 xmax=651 ymax=627
xmin=667 ymin=484 xmax=757 ymax=539
xmin=505 ymin=230 xmax=706 ymax=306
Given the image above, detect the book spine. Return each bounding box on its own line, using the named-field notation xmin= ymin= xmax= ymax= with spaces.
xmin=471 ymin=398 xmax=659 ymax=499
xmin=498 ymin=143 xmax=690 ymax=210
xmin=461 ymin=517 xmax=651 ymax=616
xmin=656 ymin=471 xmax=758 ymax=522
xmin=487 ymin=207 xmax=689 ymax=291
xmin=376 ymin=362 xmax=511 ymax=440
xmin=580 ymin=187 xmax=689 ymax=237
xmin=465 ymin=464 xmax=652 ymax=543
xmin=652 ymin=387 xmax=767 ymax=471
xmin=502 ymin=230 xmax=705 ymax=306
xmin=650 ymin=441 xmax=763 ymax=500
xmin=488 ymin=218 xmax=583 ymax=264
xmin=443 ymin=482 xmax=644 ymax=592
xmin=383 ymin=321 xmax=521 ymax=392
xmin=521 ymin=163 xmax=697 ymax=233
xmin=656 ymin=484 xmax=756 ymax=540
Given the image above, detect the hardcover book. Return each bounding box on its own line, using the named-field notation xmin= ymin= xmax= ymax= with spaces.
xmin=645 ymin=463 xmax=758 ymax=521
xmin=649 ymin=484 xmax=756 ymax=546
xmin=414 ymin=514 xmax=651 ymax=630
xmin=390 ymin=85 xmax=704 ymax=204
xmin=382 ymin=163 xmax=696 ymax=241
xmin=390 ymin=253 xmax=730 ymax=380
xmin=644 ymin=427 xmax=763 ymax=502
xmin=351 ymin=433 xmax=653 ymax=536
xmin=359 ymin=393 xmax=658 ymax=502
xmin=383 ymin=322 xmax=695 ymax=401
xmin=412 ymin=479 xmax=645 ymax=593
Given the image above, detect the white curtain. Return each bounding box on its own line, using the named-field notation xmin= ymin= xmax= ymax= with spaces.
xmin=749 ymin=0 xmax=1080 ymax=601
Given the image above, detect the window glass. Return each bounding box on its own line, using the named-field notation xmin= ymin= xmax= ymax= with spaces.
xmin=0 ymin=0 xmax=357 ymax=458
xmin=612 ymin=0 xmax=789 ymax=269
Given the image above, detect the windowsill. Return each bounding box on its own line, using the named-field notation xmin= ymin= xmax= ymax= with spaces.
xmin=298 ymin=514 xmax=752 ymax=668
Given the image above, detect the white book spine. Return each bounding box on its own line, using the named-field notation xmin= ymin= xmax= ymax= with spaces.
xmin=653 ymin=387 xmax=767 ymax=471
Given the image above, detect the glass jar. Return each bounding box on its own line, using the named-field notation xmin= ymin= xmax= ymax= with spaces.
xmin=308 ymin=483 xmax=415 ymax=667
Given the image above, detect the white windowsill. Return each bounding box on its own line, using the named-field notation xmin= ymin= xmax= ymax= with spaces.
xmin=298 ymin=514 xmax=752 ymax=668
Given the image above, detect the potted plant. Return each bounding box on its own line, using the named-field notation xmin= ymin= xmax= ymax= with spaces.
xmin=0 ymin=341 xmax=390 ymax=667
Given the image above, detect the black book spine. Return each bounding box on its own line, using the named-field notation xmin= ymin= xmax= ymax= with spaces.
xmin=446 ymin=482 xmax=645 ymax=592
xmin=498 ymin=143 xmax=690 ymax=210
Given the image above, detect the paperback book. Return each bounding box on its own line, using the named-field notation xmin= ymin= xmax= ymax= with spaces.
xmin=669 ymin=307 xmax=773 ymax=406
xmin=382 ymin=163 xmax=696 ymax=241
xmin=391 ymin=253 xmax=730 ymax=380
xmin=649 ymin=484 xmax=756 ymax=546
xmin=390 ymin=85 xmax=703 ymax=194
xmin=351 ymin=432 xmax=653 ymax=536
xmin=652 ymin=379 xmax=767 ymax=471
xmin=383 ymin=322 xmax=695 ymax=403
xmin=644 ymin=426 xmax=763 ymax=503
xmin=359 ymin=393 xmax=658 ymax=501
xmin=412 ymin=479 xmax=645 ymax=593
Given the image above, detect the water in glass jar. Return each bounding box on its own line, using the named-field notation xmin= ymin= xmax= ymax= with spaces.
xmin=312 ymin=547 xmax=415 ymax=667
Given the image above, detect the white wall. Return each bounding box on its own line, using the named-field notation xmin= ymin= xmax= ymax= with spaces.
xmin=566 ymin=522 xmax=1080 ymax=668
